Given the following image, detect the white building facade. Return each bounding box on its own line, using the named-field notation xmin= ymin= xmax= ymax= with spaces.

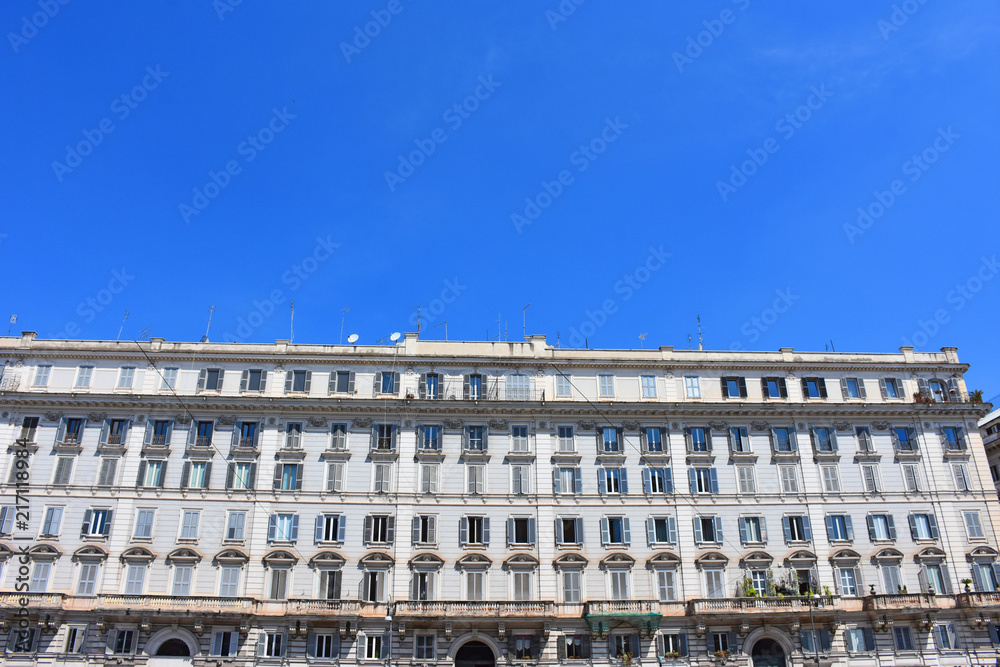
xmin=0 ymin=332 xmax=997 ymax=667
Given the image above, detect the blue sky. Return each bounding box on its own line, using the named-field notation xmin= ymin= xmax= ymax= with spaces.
xmin=1 ymin=1 xmax=998 ymax=397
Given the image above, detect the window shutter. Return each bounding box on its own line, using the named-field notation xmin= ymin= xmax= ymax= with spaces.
xmin=760 ymin=516 xmax=768 ymax=542
xmin=507 ymin=518 xmax=515 ymax=546
xmin=230 ymin=425 xmax=239 ymax=449
xmin=761 ymin=378 xmax=770 ymax=398
xmin=737 ymin=377 xmax=747 ymax=397
xmin=572 ymin=468 xmax=583 ymax=494
xmin=678 ymin=634 xmax=688 ymax=657
xmin=529 ymin=518 xmax=537 ymax=544
xmin=347 ymin=371 xmax=355 ymax=393
xmin=688 ymin=469 xmax=697 ymax=494
xmin=908 ymin=515 xmax=918 ymax=540
xmin=782 ymin=517 xmax=792 ymax=542
xmin=667 ymin=517 xmax=677 ymax=543
xmin=248 ymin=463 xmax=257 ymax=489
xmin=202 ymin=461 xmax=212 ymax=488
xmin=80 ymin=509 xmax=92 ymax=535
xmin=240 ymin=370 xmax=249 ymax=391
xmin=972 ymin=565 xmax=987 ymax=592
xmin=284 ymin=370 xmax=293 ymax=392
xmin=552 ymin=469 xmax=561 ymax=494
xmin=306 ymin=634 xmax=317 ymax=658
xmin=337 ymin=515 xmax=347 ymax=542
xmin=412 ymin=517 xmax=421 ymax=545
xmin=886 ymin=515 xmax=896 ymax=540
xmin=818 ymin=378 xmax=827 ymax=398
xmin=879 ymin=378 xmax=888 ymax=398
xmin=364 ymin=516 xmax=373 ymax=543
xmin=290 ymin=515 xmax=300 ymax=541
xmin=143 ymin=421 xmax=153 ymax=445
xmin=418 ymin=373 xmax=426 ymax=399
xmin=598 ymin=470 xmax=607 ymax=495
xmin=558 ymin=637 xmax=567 ymax=660
xmin=197 ymin=369 xmax=207 ymax=391
xmin=386 ymin=516 xmax=395 ymax=544
xmin=225 ymin=463 xmax=235 ymax=489
xmin=136 ymin=461 xmax=147 ymax=487
xmin=373 ymin=372 xmax=382 ymax=394
xmin=459 ymin=517 xmax=468 ymax=546
xmin=156 ymin=462 xmax=167 ymax=487
xmin=721 ymin=378 xmax=729 ymax=398
xmin=212 ymin=632 xmax=224 ymax=656
xmin=693 ymin=517 xmax=703 ymax=543
xmin=622 ymin=518 xmax=631 ymax=545
xmin=642 ymin=469 xmax=651 ymax=494
xmin=825 ymin=516 xmax=835 ymax=540
xmin=709 ymin=469 xmax=719 ymax=493
xmin=267 ymin=515 xmax=277 ymax=541
xmin=554 ymin=518 xmax=563 ymax=544
xmin=102 ymin=510 xmax=113 ymax=536
xmin=845 ymin=516 xmax=854 ymax=540
xmin=295 ymin=464 xmax=304 ymax=490
xmin=778 ymin=377 xmax=787 ymax=397
xmin=801 ymin=378 xmax=809 ymax=397
xmin=738 ymin=517 xmax=748 ymax=543
xmin=180 ymin=462 xmax=190 ymax=488
xmin=317 ymin=516 xmax=326 ymax=543
xmin=601 ymin=518 xmax=610 ymax=545
xmin=304 ymin=371 xmax=312 ymax=392
xmin=483 ymin=517 xmax=490 ymax=545
xmin=727 ymin=632 xmax=738 ymax=654
xmin=928 ymin=515 xmax=939 ymax=539
xmin=663 ymin=468 xmax=673 ymax=493
xmin=620 ymin=468 xmax=629 ymax=494
xmin=801 ymin=516 xmax=812 ymax=541
xmin=272 ymin=465 xmax=282 ymax=490
xmin=257 ymin=632 xmax=267 ymax=658
xmin=918 ymin=566 xmax=928 ymax=593
xmin=840 ymin=378 xmax=849 ymax=399
xmin=865 ymin=515 xmax=877 ymax=540
xmin=99 ymin=418 xmax=111 ymax=444
xmin=713 ymin=517 xmax=723 ymax=542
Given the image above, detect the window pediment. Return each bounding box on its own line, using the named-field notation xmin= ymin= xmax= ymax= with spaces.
xmin=457 ymin=553 xmax=492 ymax=569
xmin=740 ymin=551 xmax=773 ymax=568
xmin=310 ymin=551 xmax=346 ymax=567
xmin=915 ymin=547 xmax=947 ymax=562
xmin=694 ymin=551 xmax=729 ymax=567
xmin=872 ymin=548 xmax=904 ymax=563
xmin=785 ymin=550 xmax=817 ymax=566
xmin=359 ymin=551 xmax=394 ymax=567
xmin=121 ymin=546 xmax=156 ymax=562
xmin=553 ymin=553 xmax=588 ymax=568
xmin=262 ymin=549 xmax=298 ymax=565
xmin=504 ymin=553 xmax=539 ymax=568
xmin=73 ymin=545 xmax=108 ymax=561
xmin=410 ymin=552 xmax=444 ymax=567
xmin=829 ymin=549 xmax=861 ymax=565
xmin=968 ymin=546 xmax=999 ymax=562
xmin=167 ymin=548 xmax=202 ymax=563
xmin=214 ymin=548 xmax=249 ymax=564
xmin=27 ymin=544 xmax=61 ymax=560
xmin=647 ymin=551 xmax=681 ymax=567
xmin=600 ymin=552 xmax=636 ymax=568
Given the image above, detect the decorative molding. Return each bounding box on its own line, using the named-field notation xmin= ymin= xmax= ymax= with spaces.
xmin=796 ymin=422 xmax=805 ymax=430
xmin=832 ymin=421 xmax=852 ymax=432
xmin=87 ymin=412 xmax=107 ymax=422
xmin=488 ymin=419 xmax=508 ymax=429
xmin=404 ymin=419 xmax=412 ymax=428
xmin=268 ymin=417 xmax=277 ymax=425
xmin=443 ymin=419 xmax=464 ymax=429
xmin=42 ymin=412 xmax=62 ymax=422
xmin=750 ymin=420 xmax=770 ymax=431
xmin=353 ymin=418 xmax=373 ymax=428
xmin=671 ymin=422 xmax=679 ymax=429
xmin=872 ymin=421 xmax=890 ymax=431
xmin=538 ymin=422 xmax=546 ymax=429
xmin=174 ymin=414 xmax=192 ymax=425
xmin=578 ymin=421 xmax=596 ymax=430
xmin=307 ymin=417 xmax=327 ymax=428
xmin=622 ymin=420 xmax=640 ymax=431
xmin=136 ymin=415 xmax=145 ymax=423
xmin=217 ymin=415 xmax=237 ymax=426
xmin=708 ymin=421 xmax=727 ymax=431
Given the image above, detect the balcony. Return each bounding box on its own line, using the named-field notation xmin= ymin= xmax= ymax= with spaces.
xmin=99 ymin=595 xmax=254 ymax=612
xmin=956 ymin=592 xmax=1000 ymax=609
xmin=142 ymin=435 xmax=171 ymax=456
xmin=690 ymin=596 xmax=839 ymax=615
xmin=396 ymin=601 xmax=555 ymax=618
xmin=0 ymin=593 xmax=66 ymax=610
xmin=863 ymin=593 xmax=944 ymax=611
xmin=286 ymin=599 xmax=365 ymax=615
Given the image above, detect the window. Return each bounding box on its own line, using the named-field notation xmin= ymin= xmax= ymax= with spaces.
xmin=65 ymin=626 xmax=87 ymax=653
xmin=220 ymin=566 xmax=240 ymax=597
xmin=226 ymin=511 xmax=246 ymax=541
xmin=124 ymin=564 xmax=146 ymax=594
xmin=376 ymin=371 xmax=398 ymax=395
xmin=0 ymin=507 xmax=14 ymax=535
xmin=600 ymin=427 xmax=621 ymax=452
xmin=761 ymin=376 xmax=787 ymax=399
xmin=739 ymin=516 xmax=766 ymax=543
xmin=77 ymin=563 xmax=100 ymax=595
xmin=179 ymin=510 xmax=201 ymax=539
xmin=880 ymin=377 xmax=902 ymax=399
xmin=838 ymin=567 xmax=859 ymax=596
xmin=842 ymin=377 xmax=866 ymax=399
xmin=270 ymin=569 xmax=289 ymax=600
xmin=29 ymin=562 xmax=50 ymax=592
xmin=943 ymin=426 xmax=966 ymax=450
xmin=508 ymin=517 xmax=536 ymax=546
xmin=556 ymin=373 xmax=572 ymax=398
xmin=507 ymin=373 xmax=531 ymax=400
xmin=844 ymin=628 xmax=875 ymax=652
xmin=274 ymin=463 xmax=303 ymax=491
xmin=513 ymin=571 xmax=532 ymax=601
xmin=812 ymin=427 xmax=836 ymax=452
xmin=236 ymin=421 xmax=259 ymax=448
xmin=81 ymin=508 xmax=113 ymax=536
xmin=953 ymin=463 xmax=971 ymax=491
xmin=856 ymin=426 xmax=874 ymax=452
xmin=902 ymin=463 xmax=920 ymax=492
xmin=75 ymin=366 xmax=93 ymax=388
xmin=467 ymin=465 xmax=485 ymax=494
xmin=466 ymin=571 xmax=484 ymax=600
xmin=412 ymin=515 xmax=437 ymax=545
xmin=908 ymin=514 xmax=938 ymax=540
xmin=881 ymin=564 xmax=902 ymax=593
xmin=419 ymin=425 xmax=441 ymax=450
xmin=599 ymin=467 xmax=627 ymax=494
xmin=227 ymin=462 xmax=256 ymax=490
xmin=511 ymin=465 xmax=531 ymax=494
xmin=802 ymin=377 xmax=827 ymax=399
xmin=133 ymin=509 xmax=155 ymax=538
xmin=284 ymin=422 xmax=301 ymax=449
xmin=782 ymin=515 xmax=811 ymax=542
xmin=149 ymin=420 xmax=172 ymax=447
xmin=466 ymin=425 xmax=486 ymax=451
xmin=373 ymin=462 xmax=392 ymax=493
xmin=365 ymin=515 xmax=394 ymax=544
xmin=704 ymin=569 xmax=725 ymax=598
xmin=421 ymin=373 xmax=440 ymax=399
xmin=972 ymin=563 xmax=1000 ymax=592
xmin=821 ymin=465 xmax=840 ymax=492
xmin=110 ymin=629 xmax=137 ymax=654
xmin=609 ymin=570 xmax=630 ymax=600
xmin=964 ymin=511 xmax=985 ymax=539
xmin=213 ymin=631 xmax=240 ymax=657
xmin=317 ymin=514 xmax=346 ymax=543
xmin=466 ymin=374 xmax=484 ymax=400
xmin=41 ymin=507 xmax=63 ymax=536
xmin=331 ymin=370 xmax=355 ymax=394
xmin=684 ymin=376 xmax=701 ymax=398
xmin=935 ymin=624 xmax=959 ymax=650
xmin=62 ymin=417 xmax=85 ymax=444
xmin=643 ymin=426 xmax=665 ymax=452
xmin=861 ymin=464 xmax=881 ymax=493
xmin=771 ymin=426 xmax=795 ymax=452
xmin=598 ymin=374 xmax=615 ymax=398
xmin=867 ymin=514 xmax=896 ymax=541
xmin=18 ymin=416 xmax=39 ymax=443
xmin=285 ymin=369 xmax=312 ymax=393
xmin=729 ymin=427 xmax=750 ymax=452
xmin=241 ymin=368 xmax=268 ymax=392
xmin=659 ymin=633 xmax=687 ymax=658
xmin=694 ymin=516 xmax=723 ymax=543
xmin=415 ymin=634 xmax=435 ymax=660
xmin=198 ymin=368 xmax=224 ymax=392
xmin=893 ymin=427 xmax=917 ymax=452
xmin=927 ymin=379 xmax=950 ymax=402
xmin=644 ymin=468 xmax=672 ymax=494
xmin=52 ymin=457 xmax=74 ymax=485
xmin=172 ymin=565 xmax=193 ymax=595
xmin=460 ymin=516 xmax=489 ymax=546
xmin=193 ymin=421 xmax=213 ymax=447
xmin=721 ymin=376 xmax=747 ymax=398
xmin=420 ymin=463 xmax=439 ymax=493
xmin=563 ymin=571 xmax=581 ymax=603
xmin=554 ymin=467 xmax=582 ymax=495
xmin=923 ymin=563 xmax=948 ymax=594
xmin=689 ymin=468 xmax=718 ymax=494
xmin=779 ymin=465 xmax=798 ymax=493
xmin=826 ymin=515 xmax=854 ymax=541
xmin=117 ymin=367 xmax=135 ymax=389
xmin=736 ymin=485 xmax=768 ymax=521
xmin=268 ymin=514 xmax=300 ymax=542
xmin=801 ymin=629 xmax=832 ymax=653
xmin=556 ymin=517 xmax=584 ymax=545
xmin=262 ymin=631 xmax=286 ymax=657
xmin=330 ymin=423 xmax=348 ymax=450
xmin=601 ymin=516 xmax=631 ymax=545
xmin=686 ymin=427 xmax=709 ymax=452
xmin=160 ymin=368 xmax=178 ymax=390
xmin=892 ymin=626 xmax=913 ymax=651
xmin=557 ymin=425 xmax=575 ymax=452
xmin=320 ymin=570 xmax=343 ymax=599
xmin=563 ymin=634 xmax=589 ymax=659
xmin=641 ymin=375 xmax=657 ymax=398
xmin=511 ymin=425 xmax=530 ymax=451
xmin=656 ymin=569 xmax=677 ymax=601
xmin=33 ymin=365 xmax=51 ymax=387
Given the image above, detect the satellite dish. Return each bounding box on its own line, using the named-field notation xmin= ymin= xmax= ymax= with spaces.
xmin=347 ymin=334 xmax=359 ymax=344
xmin=389 ymin=332 xmax=401 ymax=342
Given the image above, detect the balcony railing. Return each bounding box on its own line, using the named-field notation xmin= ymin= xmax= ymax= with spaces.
xmin=690 ymin=596 xmax=838 ymax=615
xmin=0 ymin=593 xmax=65 ymax=609
xmin=397 ymin=601 xmax=554 ymax=617
xmin=863 ymin=593 xmax=941 ymax=611
xmin=586 ymin=600 xmax=660 ymax=615
xmin=98 ymin=595 xmax=254 ymax=611
xmin=956 ymin=592 xmax=1000 ymax=608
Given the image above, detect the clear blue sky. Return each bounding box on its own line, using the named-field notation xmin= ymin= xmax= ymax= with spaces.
xmin=1 ymin=1 xmax=998 ymax=397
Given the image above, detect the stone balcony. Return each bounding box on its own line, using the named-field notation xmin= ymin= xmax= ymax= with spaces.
xmin=862 ymin=593 xmax=951 ymax=612
xmin=690 ymin=596 xmax=840 ymax=615
xmin=956 ymin=592 xmax=1000 ymax=609
xmin=397 ymin=601 xmax=555 ymax=619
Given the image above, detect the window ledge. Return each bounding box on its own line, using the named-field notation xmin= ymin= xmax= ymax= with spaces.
xmin=943 ymin=449 xmax=970 ymax=459
xmin=320 ymin=449 xmax=351 ymax=460
xmin=812 ymin=451 xmax=840 ymax=461
xmin=771 ymin=451 xmax=801 ymax=462
xmin=685 ymin=452 xmax=715 ymax=464
xmin=276 ymin=448 xmax=308 ymax=460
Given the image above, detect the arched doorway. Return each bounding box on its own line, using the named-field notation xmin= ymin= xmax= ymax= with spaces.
xmin=751 ymin=638 xmax=785 ymax=667
xmin=455 ymin=640 xmax=495 ymax=667
xmin=155 ymin=639 xmax=191 ymax=657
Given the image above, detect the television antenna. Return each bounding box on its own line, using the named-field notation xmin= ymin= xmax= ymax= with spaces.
xmin=435 ymin=321 xmax=448 ymax=341
xmin=522 ymin=303 xmax=531 ymax=338
xmin=117 ymin=311 xmax=129 ymax=341
xmin=697 ymin=315 xmax=704 ymax=350
xmin=202 ymin=305 xmax=215 ymax=343
xmin=340 ymin=307 xmax=350 ymax=344
xmin=137 ymin=328 xmax=152 ymax=342
xmin=638 ymin=333 xmax=647 ymax=349
xmin=7 ymin=315 xmax=16 ymax=337
xmin=289 ymin=300 xmax=295 ymax=343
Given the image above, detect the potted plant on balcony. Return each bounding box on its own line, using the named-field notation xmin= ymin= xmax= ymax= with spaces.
xmin=713 ymin=649 xmax=732 ymax=664
xmin=969 ymin=389 xmax=984 ymax=403
xmin=962 ymin=578 xmax=973 ymax=592
xmin=617 ymin=651 xmax=633 ymax=666
xmin=913 ymin=391 xmax=934 ymax=404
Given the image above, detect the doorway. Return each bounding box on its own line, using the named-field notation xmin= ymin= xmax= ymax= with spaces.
xmin=751 ymin=638 xmax=786 ymax=667
xmin=455 ymin=640 xmax=495 ymax=667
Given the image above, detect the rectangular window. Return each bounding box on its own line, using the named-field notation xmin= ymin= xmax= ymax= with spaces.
xmin=467 ymin=426 xmax=485 ymax=450
xmin=729 ymin=426 xmax=750 ymax=452
xmin=643 ymin=426 xmax=664 ymax=452
xmin=557 ymin=517 xmax=583 ymax=544
xmin=881 ymin=377 xmax=901 ymax=399
xmin=270 ymin=569 xmax=289 ymax=600
xmin=220 ymin=566 xmax=240 ymax=597
xmin=52 ymin=457 xmax=74 ymax=485
xmin=801 ymin=630 xmax=831 ymax=654
xmin=813 ymin=427 xmax=835 ymax=452
xmin=420 ymin=425 xmax=441 ymax=450
xmin=779 ymin=465 xmax=798 ymax=493
xmin=194 ymin=421 xmax=213 ymax=447
xmin=511 ymin=425 xmax=530 ymax=451
xmin=372 ymin=463 xmax=391 ymax=493
xmin=466 ymin=571 xmax=484 ymax=601
xmin=695 ymin=516 xmax=722 ymax=543
xmin=737 ymin=465 xmax=755 ymax=494
xmin=330 ymin=423 xmax=348 ymax=450
xmin=150 ymin=420 xmax=171 ymax=446
xmin=685 ymin=376 xmax=701 ymax=398
xmin=826 ymin=515 xmax=853 ymax=541
xmin=124 ymin=564 xmax=146 ymax=594
xmin=868 ymin=514 xmax=895 ymax=541
xmin=467 ymin=465 xmax=485 ymax=494
xmin=379 ymin=371 xmax=396 ymax=394
xmin=333 ymin=370 xmax=353 ymax=394
xmin=226 ymin=511 xmax=246 ymax=541
xmin=598 ymin=374 xmax=615 ymax=398
xmin=704 ymin=569 xmax=725 ymax=598
xmin=784 ymin=516 xmax=811 ymax=542
xmin=856 ymin=426 xmax=874 ymax=452
xmin=508 ymin=517 xmax=536 ymax=545
xmin=241 ymin=368 xmax=267 ymax=392
xmin=902 ymin=463 xmax=920 ymax=492
xmin=269 ymin=514 xmax=299 ymax=542
xmin=286 ymin=369 xmax=311 ymax=393
xmin=415 ymin=635 xmax=436 ymax=660
xmin=964 ymin=511 xmax=985 ymax=539
xmin=112 ymin=629 xmax=137 ymax=654
xmin=646 ymin=468 xmax=670 ymax=494
xmin=690 ymin=468 xmax=718 ymax=494
xmin=558 ymin=425 xmax=575 ymax=452
xmin=641 ymin=375 xmax=657 ymax=398
xmin=802 ymin=377 xmax=827 ymax=399
xmin=943 ymin=426 xmax=966 ymax=451
xmin=842 ymin=377 xmax=865 ymax=399
xmin=656 ymin=569 xmax=676 ymax=601
xmin=687 ymin=427 xmax=708 ymax=452
xmin=318 ymin=514 xmax=345 ymax=543
xmin=821 ymin=465 xmax=841 ymax=493
xmin=413 ymin=515 xmax=437 ymax=545
xmin=513 ymin=571 xmax=531 ymax=601
xmin=893 ymin=626 xmax=914 ymax=651
xmin=230 ymin=462 xmax=255 ymax=490
xmin=762 ymin=376 xmax=787 ymax=399
xmin=721 ymin=376 xmax=747 ymax=398
xmin=555 ymin=374 xmax=572 ymax=398
xmin=602 ymin=517 xmax=631 ymax=545
xmin=467 ymin=374 xmax=483 ymax=400
xmin=463 ymin=516 xmax=488 ymax=545
xmin=29 ymin=562 xmax=50 ymax=592
xmin=563 ymin=571 xmax=581 ymax=603
xmin=772 ymin=427 xmax=795 ymax=452
xmin=213 ymin=631 xmax=239 ymax=657
xmin=610 ymin=570 xmax=630 ymax=600
xmin=601 ymin=467 xmax=624 ymax=494
xmin=893 ymin=427 xmax=917 ymax=452
xmin=648 ymin=517 xmax=677 ymax=545
xmin=75 ymin=366 xmax=93 ymax=388
xmin=275 ymin=463 xmax=302 ymax=491
xmin=161 ymin=368 xmax=178 ymax=390
xmin=953 ymin=463 xmax=971 ymax=491
xmin=238 ymin=421 xmax=258 ymax=448
xmin=511 ymin=465 xmax=531 ymax=494
xmin=33 ymin=365 xmax=51 ymax=387
xmin=423 ymin=373 xmax=440 ymax=399
xmin=881 ymin=564 xmax=901 ymax=593
xmin=18 ymin=416 xmax=39 ymax=443
xmin=284 ymin=422 xmax=301 ymax=449
xmin=82 ymin=508 xmax=112 ymax=536
xmin=63 ymin=417 xmax=84 ymax=444
xmin=740 ymin=516 xmax=765 ymax=543
xmin=117 ymin=367 xmax=135 ymax=389
xmin=264 ymin=632 xmax=285 ymax=657
xmin=199 ymin=368 xmax=224 ymax=392
xmin=506 ymin=374 xmax=530 ymax=400
xmin=65 ymin=627 xmax=87 ymax=653
xmin=935 ymin=625 xmax=959 ymax=650
xmin=172 ymin=565 xmax=193 ymax=596
xmin=514 ymin=636 xmax=533 ymax=660
xmin=41 ymin=507 xmax=63 ymax=536
xmin=555 ymin=467 xmax=581 ymax=495
xmin=838 ymin=568 xmax=858 ymax=596
xmin=420 ymin=463 xmax=439 ymax=493
xmin=601 ymin=427 xmax=620 ymax=452
xmin=179 ymin=510 xmax=200 ymax=540
xmin=133 ymin=509 xmax=155 ymax=538
xmin=77 ymin=563 xmax=99 ymax=595
xmin=861 ymin=464 xmax=881 ymax=493
xmin=366 ymin=515 xmax=394 ymax=544
xmin=320 ymin=570 xmax=343 ymax=599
